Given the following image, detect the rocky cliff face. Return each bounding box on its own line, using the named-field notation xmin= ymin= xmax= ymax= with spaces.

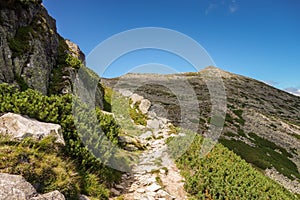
xmin=0 ymin=0 xmax=59 ymax=94
xmin=0 ymin=0 xmax=103 ymax=107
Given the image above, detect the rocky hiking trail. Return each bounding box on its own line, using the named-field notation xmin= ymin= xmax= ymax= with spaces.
xmin=110 ymin=91 xmax=188 ymax=200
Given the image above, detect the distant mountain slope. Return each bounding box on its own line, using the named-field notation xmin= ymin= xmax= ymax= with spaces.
xmin=102 ymin=67 xmax=300 ymax=194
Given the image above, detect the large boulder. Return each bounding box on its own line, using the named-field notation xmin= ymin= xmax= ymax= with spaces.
xmin=0 ymin=173 xmax=36 ymax=200
xmin=0 ymin=113 xmax=64 ymax=145
xmin=0 ymin=173 xmax=65 ymax=200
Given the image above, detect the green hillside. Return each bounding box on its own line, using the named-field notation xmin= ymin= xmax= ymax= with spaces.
xmin=167 ymin=134 xmax=299 ymax=199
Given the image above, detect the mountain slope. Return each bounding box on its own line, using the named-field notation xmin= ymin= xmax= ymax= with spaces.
xmin=102 ymin=67 xmax=300 ymax=194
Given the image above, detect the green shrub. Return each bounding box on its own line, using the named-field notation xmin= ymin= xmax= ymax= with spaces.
xmin=48 ymin=36 xmax=68 ymax=95
xmin=235 ymin=116 xmax=245 ymax=126
xmin=225 ymin=113 xmax=234 ymax=123
xmin=0 ymin=83 xmax=122 ymax=198
xmin=49 ymin=36 xmax=85 ymax=95
xmin=168 ymin=134 xmax=297 ymax=199
xmin=237 ymin=128 xmax=246 ymax=137
xmin=65 ymin=54 xmax=83 ymax=69
xmin=80 ymin=172 xmax=110 ymax=199
xmin=15 ymin=75 xmax=29 ymax=91
xmin=224 ymin=132 xmax=236 ymax=137
xmin=8 ymin=26 xmax=35 ymax=58
xmin=103 ymin=86 xmax=113 ymax=112
xmin=219 ymin=133 xmax=299 ymax=180
xmin=57 ymin=36 xmax=69 ymax=65
xmin=129 ymin=100 xmax=147 ymax=126
xmin=233 ymin=109 xmax=243 ymax=118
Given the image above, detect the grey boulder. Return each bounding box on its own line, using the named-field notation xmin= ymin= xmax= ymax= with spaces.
xmin=0 ymin=113 xmax=64 ymax=145
xmin=0 ymin=173 xmax=65 ymax=200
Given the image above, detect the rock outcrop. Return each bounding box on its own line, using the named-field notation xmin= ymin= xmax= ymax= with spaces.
xmin=0 ymin=173 xmax=65 ymax=200
xmin=65 ymin=39 xmax=85 ymax=64
xmin=0 ymin=0 xmax=104 ymax=108
xmin=0 ymin=112 xmax=64 ymax=145
xmin=0 ymin=0 xmax=59 ymax=94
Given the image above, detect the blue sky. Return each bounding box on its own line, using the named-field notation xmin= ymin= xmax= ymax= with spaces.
xmin=43 ymin=0 xmax=300 ymax=94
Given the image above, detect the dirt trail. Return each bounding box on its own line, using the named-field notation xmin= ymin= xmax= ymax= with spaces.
xmin=110 ymin=92 xmax=188 ymax=200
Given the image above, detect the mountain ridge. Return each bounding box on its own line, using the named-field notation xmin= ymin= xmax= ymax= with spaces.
xmin=115 ymin=66 xmax=300 ymax=98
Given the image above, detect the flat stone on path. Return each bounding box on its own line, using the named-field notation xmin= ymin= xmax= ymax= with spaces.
xmin=146 ymin=183 xmax=162 ymax=192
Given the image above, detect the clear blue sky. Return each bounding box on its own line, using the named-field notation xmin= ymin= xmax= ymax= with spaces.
xmin=43 ymin=0 xmax=300 ymax=93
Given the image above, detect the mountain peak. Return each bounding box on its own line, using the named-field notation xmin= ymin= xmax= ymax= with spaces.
xmin=202 ymin=66 xmax=220 ymax=70
xmin=199 ymin=66 xmax=233 ymax=78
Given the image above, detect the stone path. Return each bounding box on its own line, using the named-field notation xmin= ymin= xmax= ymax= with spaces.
xmin=110 ymin=92 xmax=188 ymax=200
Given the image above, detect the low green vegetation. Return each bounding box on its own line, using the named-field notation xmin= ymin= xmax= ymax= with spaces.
xmin=48 ymin=36 xmax=68 ymax=95
xmin=221 ymin=105 xmax=300 ymax=181
xmin=15 ymin=74 xmax=29 ymax=91
xmin=103 ymin=86 xmax=113 ymax=112
xmin=237 ymin=128 xmax=246 ymax=137
xmin=226 ymin=108 xmax=245 ymax=126
xmin=232 ymin=109 xmax=243 ymax=119
xmin=219 ymin=132 xmax=299 ymax=180
xmin=48 ymin=66 xmax=64 ymax=95
xmin=0 ymin=83 xmax=122 ymax=199
xmin=65 ymin=54 xmax=83 ymax=69
xmin=103 ymin=85 xmax=148 ymax=128
xmin=155 ymin=175 xmax=164 ymax=188
xmin=106 ymin=91 xmax=143 ymax=136
xmin=0 ymin=136 xmax=109 ymax=199
xmin=222 ymin=105 xmax=299 ymax=180
xmin=167 ymin=134 xmax=297 ymax=199
xmin=8 ymin=26 xmax=35 ymax=58
xmin=167 ymin=124 xmax=178 ymax=135
xmin=293 ymin=134 xmax=300 ymax=140
xmin=224 ymin=131 xmax=236 ymax=137
xmin=129 ymin=100 xmax=148 ymax=126
xmin=225 ymin=113 xmax=234 ymax=124
xmin=48 ymin=36 xmax=85 ymax=95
